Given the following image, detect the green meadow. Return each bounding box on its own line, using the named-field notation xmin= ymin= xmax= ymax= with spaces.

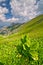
xmin=0 ymin=15 xmax=43 ymax=65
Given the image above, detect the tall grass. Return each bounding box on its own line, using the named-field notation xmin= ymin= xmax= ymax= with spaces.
xmin=0 ymin=34 xmax=43 ymax=65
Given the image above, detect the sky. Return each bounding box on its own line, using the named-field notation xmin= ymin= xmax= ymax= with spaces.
xmin=0 ymin=0 xmax=43 ymax=24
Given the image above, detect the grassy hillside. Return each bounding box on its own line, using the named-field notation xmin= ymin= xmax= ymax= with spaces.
xmin=16 ymin=15 xmax=43 ymax=37
xmin=0 ymin=15 xmax=43 ymax=65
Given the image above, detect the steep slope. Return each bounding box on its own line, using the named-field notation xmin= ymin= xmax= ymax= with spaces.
xmin=0 ymin=15 xmax=43 ymax=37
xmin=16 ymin=15 xmax=43 ymax=37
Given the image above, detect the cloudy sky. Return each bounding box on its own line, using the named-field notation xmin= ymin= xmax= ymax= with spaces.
xmin=0 ymin=0 xmax=43 ymax=23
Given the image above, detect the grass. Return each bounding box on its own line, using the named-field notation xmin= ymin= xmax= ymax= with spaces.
xmin=0 ymin=15 xmax=43 ymax=65
xmin=16 ymin=15 xmax=43 ymax=37
xmin=0 ymin=35 xmax=43 ymax=65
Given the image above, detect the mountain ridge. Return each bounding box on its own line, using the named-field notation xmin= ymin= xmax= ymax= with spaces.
xmin=15 ymin=14 xmax=43 ymax=37
xmin=0 ymin=14 xmax=43 ymax=37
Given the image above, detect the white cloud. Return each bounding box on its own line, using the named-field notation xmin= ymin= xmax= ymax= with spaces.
xmin=0 ymin=6 xmax=8 ymax=21
xmin=0 ymin=0 xmax=43 ymax=23
xmin=0 ymin=6 xmax=8 ymax=14
xmin=10 ymin=0 xmax=38 ymax=22
xmin=6 ymin=17 xmax=19 ymax=22
xmin=0 ymin=6 xmax=19 ymax=22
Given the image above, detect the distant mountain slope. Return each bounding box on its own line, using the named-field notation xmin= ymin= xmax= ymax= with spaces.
xmin=0 ymin=21 xmax=11 ymax=28
xmin=17 ymin=15 xmax=43 ymax=37
xmin=0 ymin=23 xmax=23 ymax=35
